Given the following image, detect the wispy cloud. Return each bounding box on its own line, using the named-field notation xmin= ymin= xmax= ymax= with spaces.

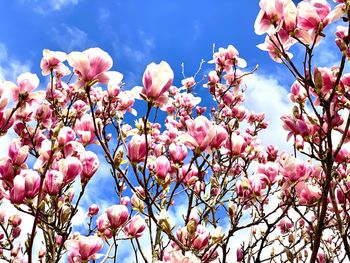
xmin=0 ymin=42 xmax=31 ymax=82
xmin=244 ymin=73 xmax=293 ymax=152
xmin=112 ymin=30 xmax=156 ymax=86
xmin=22 ymin=0 xmax=80 ymax=14
xmin=51 ymin=24 xmax=88 ymax=51
xmin=193 ymin=20 xmax=201 ymax=41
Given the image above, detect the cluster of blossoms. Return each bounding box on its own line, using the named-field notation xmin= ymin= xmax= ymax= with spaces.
xmin=0 ymin=0 xmax=348 ymax=262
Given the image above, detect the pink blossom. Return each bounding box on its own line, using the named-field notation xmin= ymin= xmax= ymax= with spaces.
xmin=229 ymin=133 xmax=246 ymax=155
xmin=6 ymin=72 xmax=40 ymax=102
xmin=88 ymin=204 xmax=99 ymax=217
xmin=210 ymin=125 xmax=228 ymax=149
xmin=0 ymin=157 xmax=14 ymax=186
xmin=255 ymin=0 xmax=285 ymax=35
xmin=279 ymin=153 xmax=313 ymax=181
xmin=169 ymin=250 xmax=201 ymax=263
xmin=57 ymin=127 xmax=76 ymax=147
xmin=179 ymin=164 xmax=199 ymax=185
xmin=81 ymin=151 xmax=99 ymax=183
xmin=257 ymin=162 xmax=278 ymax=184
xmin=67 ymin=48 xmax=114 ymax=87
xmin=10 ymin=175 xmax=25 ymax=204
xmin=185 ymin=116 xmax=215 ymax=151
xmin=44 ymin=170 xmax=64 ymax=196
xmin=106 ymin=205 xmax=129 ymax=230
xmin=107 ymin=72 xmax=123 ymax=98
xmin=155 ymin=156 xmax=170 ymax=180
xmin=8 ymin=139 xmax=29 ymax=166
xmin=22 ymin=170 xmax=40 ymax=199
xmin=181 ymin=77 xmax=196 ymax=89
xmin=169 ymin=143 xmax=187 ymax=163
xmin=295 ymin=181 xmax=321 ymax=205
xmin=297 ymin=0 xmax=343 ymax=31
xmin=209 ymin=45 xmax=247 ymax=71
xmin=58 ymin=156 xmax=83 ymax=184
xmin=289 ymin=81 xmax=307 ymax=103
xmin=237 ymin=247 xmax=244 ymax=261
xmin=74 ymin=114 xmax=96 ymax=145
xmin=257 ymin=32 xmax=294 ymax=63
xmin=40 ymin=49 xmax=70 ymax=76
xmin=127 ymin=135 xmax=147 ymax=163
xmin=278 ymin=218 xmax=293 ymax=234
xmin=192 ymin=225 xmax=209 ymax=250
xmin=142 ymin=61 xmax=174 ymax=104
xmin=66 ymin=235 xmax=103 ymax=262
xmin=124 ymin=215 xmax=146 ymax=238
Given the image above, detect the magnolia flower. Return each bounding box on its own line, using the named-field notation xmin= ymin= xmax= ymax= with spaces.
xmin=127 ymin=135 xmax=147 ymax=163
xmin=124 ymin=215 xmax=146 ymax=238
xmin=106 ymin=205 xmax=129 ymax=230
xmin=66 ymin=235 xmax=103 ymax=262
xmin=67 ymin=48 xmax=117 ymax=87
xmin=140 ymin=61 xmax=174 ymax=104
xmin=40 ymin=49 xmax=70 ymax=76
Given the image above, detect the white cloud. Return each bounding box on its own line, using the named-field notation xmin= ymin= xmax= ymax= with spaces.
xmin=193 ymin=20 xmax=201 ymax=41
xmin=244 ymin=73 xmax=293 ymax=152
xmin=23 ymin=0 xmax=80 ymax=14
xmin=0 ymin=43 xmax=31 ymax=82
xmin=51 ymin=24 xmax=88 ymax=51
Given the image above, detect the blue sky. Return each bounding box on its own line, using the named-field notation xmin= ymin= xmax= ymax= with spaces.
xmin=0 ymin=0 xmax=280 ymax=85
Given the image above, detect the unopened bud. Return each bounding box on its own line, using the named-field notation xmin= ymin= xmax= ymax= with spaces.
xmin=228 ymin=201 xmax=235 ymax=219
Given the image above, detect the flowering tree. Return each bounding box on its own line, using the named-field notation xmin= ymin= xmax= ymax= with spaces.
xmin=0 ymin=0 xmax=349 ymax=262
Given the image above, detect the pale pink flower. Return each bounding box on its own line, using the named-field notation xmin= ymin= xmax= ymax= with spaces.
xmin=279 ymin=153 xmax=313 ymax=181
xmin=181 ymin=77 xmax=196 ymax=89
xmin=44 ymin=170 xmax=64 ymax=195
xmin=257 ymin=32 xmax=294 ymax=63
xmin=80 ymin=151 xmax=99 ymax=183
xmin=124 ymin=215 xmax=146 ymax=238
xmin=155 ymin=155 xmax=170 ymax=180
xmin=106 ymin=205 xmax=129 ymax=230
xmin=10 ymin=175 xmax=25 ymax=204
xmin=185 ymin=116 xmax=215 ymax=151
xmin=297 ymin=0 xmax=343 ymax=31
xmin=289 ymin=81 xmax=307 ymax=103
xmin=66 ymin=235 xmax=103 ymax=262
xmin=210 ymin=125 xmax=228 ymax=149
xmin=23 ymin=169 xmax=40 ymax=199
xmin=257 ymin=162 xmax=278 ymax=184
xmin=107 ymin=72 xmax=123 ymax=98
xmin=8 ymin=139 xmax=29 ymax=165
xmin=58 ymin=156 xmax=83 ymax=184
xmin=255 ymin=0 xmax=285 ymax=35
xmin=67 ymin=48 xmax=114 ymax=87
xmin=40 ymin=49 xmax=70 ymax=76
xmin=179 ymin=164 xmax=199 ymax=185
xmin=74 ymin=114 xmax=96 ymax=145
xmin=169 ymin=250 xmax=201 ymax=263
xmin=5 ymin=72 xmax=40 ymax=102
xmin=57 ymin=127 xmax=76 ymax=147
xmin=142 ymin=61 xmax=174 ymax=104
xmin=169 ymin=143 xmax=187 ymax=163
xmin=295 ymin=181 xmax=321 ymax=205
xmin=127 ymin=135 xmax=147 ymax=163
xmin=192 ymin=225 xmax=209 ymax=250
xmin=229 ymin=133 xmax=246 ymax=155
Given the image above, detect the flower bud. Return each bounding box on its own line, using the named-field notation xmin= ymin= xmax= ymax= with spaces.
xmin=88 ymin=204 xmax=99 ymax=217
xmin=106 ymin=205 xmax=129 ymax=230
